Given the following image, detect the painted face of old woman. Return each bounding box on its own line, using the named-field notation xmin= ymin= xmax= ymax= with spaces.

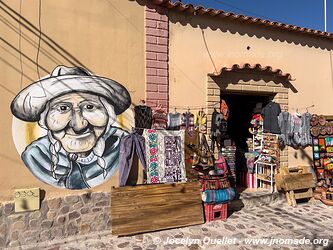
xmin=11 ymin=65 xmax=131 ymax=189
xmin=46 ymin=92 xmax=112 ymax=153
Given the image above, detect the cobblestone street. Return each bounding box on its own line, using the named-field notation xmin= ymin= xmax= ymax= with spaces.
xmin=7 ymin=200 xmax=333 ymax=250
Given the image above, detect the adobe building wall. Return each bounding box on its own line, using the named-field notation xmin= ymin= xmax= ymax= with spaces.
xmin=0 ymin=0 xmax=145 ymax=201
xmin=168 ymin=11 xmax=333 ymax=168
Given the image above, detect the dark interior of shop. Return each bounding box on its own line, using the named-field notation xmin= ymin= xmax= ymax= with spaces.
xmin=220 ymin=93 xmax=272 ymax=187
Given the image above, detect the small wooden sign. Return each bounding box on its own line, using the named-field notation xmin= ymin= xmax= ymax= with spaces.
xmin=111 ymin=182 xmax=204 ymax=236
xmin=14 ymin=188 xmax=40 ymax=212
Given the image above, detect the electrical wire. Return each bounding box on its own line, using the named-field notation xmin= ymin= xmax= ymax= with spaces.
xmin=144 ymin=99 xmax=219 ymax=110
xmin=201 ymin=29 xmax=218 ymax=74
xmin=210 ymin=0 xmax=284 ymax=23
xmin=18 ymin=0 xmax=23 ymax=89
xmin=36 ymin=0 xmax=42 ymax=80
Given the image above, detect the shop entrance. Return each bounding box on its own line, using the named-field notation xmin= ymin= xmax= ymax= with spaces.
xmin=220 ymin=92 xmax=272 ymax=187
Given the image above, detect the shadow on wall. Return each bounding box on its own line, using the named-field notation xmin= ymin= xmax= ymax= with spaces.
xmin=293 ymin=147 xmax=314 ymax=167
xmin=0 ymin=1 xmax=143 ymax=111
xmin=167 ymin=10 xmax=333 ymax=51
xmin=210 ymin=71 xmax=298 ymax=93
xmin=0 ymin=2 xmax=90 ymax=70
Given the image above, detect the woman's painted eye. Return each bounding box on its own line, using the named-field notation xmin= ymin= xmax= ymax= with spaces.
xmin=59 ymin=105 xmax=70 ymax=112
xmin=85 ymin=104 xmax=94 ymax=110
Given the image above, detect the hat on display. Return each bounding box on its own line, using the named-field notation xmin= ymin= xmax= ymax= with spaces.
xmin=253 ymin=103 xmax=263 ymax=114
xmin=310 ymin=114 xmax=319 ymax=127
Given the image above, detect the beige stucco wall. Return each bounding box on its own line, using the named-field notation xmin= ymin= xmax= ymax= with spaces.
xmin=0 ymin=0 xmax=145 ymax=201
xmin=168 ymin=12 xmax=333 ymax=168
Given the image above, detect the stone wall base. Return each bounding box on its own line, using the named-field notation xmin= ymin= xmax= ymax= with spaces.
xmin=0 ymin=192 xmax=111 ymax=248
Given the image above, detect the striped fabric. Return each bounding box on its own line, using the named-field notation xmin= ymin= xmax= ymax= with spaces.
xmin=201 ymin=188 xmax=236 ymax=203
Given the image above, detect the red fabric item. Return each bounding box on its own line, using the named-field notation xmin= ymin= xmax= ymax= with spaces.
xmin=220 ymin=99 xmax=229 ymax=120
xmin=215 ymin=155 xmax=228 ymax=174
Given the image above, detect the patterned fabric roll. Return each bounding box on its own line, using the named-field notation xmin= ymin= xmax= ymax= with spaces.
xmin=201 ymin=188 xmax=236 ymax=203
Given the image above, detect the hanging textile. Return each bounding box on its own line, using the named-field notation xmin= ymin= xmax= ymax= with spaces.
xmin=210 ymin=109 xmax=228 ymax=151
xmin=194 ymin=110 xmax=207 ymax=134
xmin=143 ymin=129 xmax=187 ymax=184
xmin=181 ymin=111 xmax=195 ymax=131
xmin=118 ymin=132 xmax=147 ymax=186
xmin=278 ymin=111 xmax=292 ymax=146
xmin=134 ymin=105 xmax=152 ymax=134
xmin=261 ymin=101 xmax=281 ymax=134
xmin=290 ymin=114 xmax=302 ymax=148
xmin=220 ymin=99 xmax=229 ymax=120
xmin=185 ymin=129 xmax=199 ymax=181
xmin=300 ymin=112 xmax=312 ymax=147
xmin=167 ymin=112 xmax=182 ymax=130
xmin=152 ymin=108 xmax=168 ymax=129
xmin=278 ymin=111 xmax=312 ymax=148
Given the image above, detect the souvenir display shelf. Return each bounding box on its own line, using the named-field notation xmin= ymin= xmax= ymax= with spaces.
xmin=254 ymin=133 xmax=279 ymax=193
xmin=254 ymin=161 xmax=276 ymax=192
xmin=252 ymin=121 xmax=263 ymax=152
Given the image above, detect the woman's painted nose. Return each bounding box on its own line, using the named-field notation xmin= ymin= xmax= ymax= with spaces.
xmin=70 ymin=110 xmax=88 ymax=133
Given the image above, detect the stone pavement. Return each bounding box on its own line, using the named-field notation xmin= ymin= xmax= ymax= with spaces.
xmin=5 ymin=200 xmax=333 ymax=250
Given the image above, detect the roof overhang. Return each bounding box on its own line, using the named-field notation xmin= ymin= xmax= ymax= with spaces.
xmin=150 ymin=0 xmax=333 ymax=40
xmin=208 ymin=63 xmax=294 ymax=81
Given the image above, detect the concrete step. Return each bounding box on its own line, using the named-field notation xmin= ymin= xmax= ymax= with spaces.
xmin=229 ymin=188 xmax=286 ymax=211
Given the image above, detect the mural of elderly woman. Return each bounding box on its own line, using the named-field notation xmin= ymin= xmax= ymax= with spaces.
xmin=11 ymin=65 xmax=131 ymax=189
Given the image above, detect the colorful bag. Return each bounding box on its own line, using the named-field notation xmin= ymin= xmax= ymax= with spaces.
xmin=192 ymin=134 xmax=214 ymax=167
xmin=215 ymin=155 xmax=228 ymax=174
xmin=199 ymin=175 xmax=230 ymax=191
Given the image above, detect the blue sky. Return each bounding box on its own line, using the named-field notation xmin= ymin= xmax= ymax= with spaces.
xmin=179 ymin=0 xmax=332 ymax=32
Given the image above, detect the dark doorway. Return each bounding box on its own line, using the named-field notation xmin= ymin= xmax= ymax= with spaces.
xmin=220 ymin=92 xmax=272 ymax=186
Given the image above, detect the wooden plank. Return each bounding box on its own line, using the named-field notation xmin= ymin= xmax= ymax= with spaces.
xmin=283 ymin=173 xmax=315 ymax=191
xmin=111 ymin=182 xmax=204 ymax=236
xmin=294 ymin=189 xmax=313 ymax=200
xmin=289 ymin=190 xmax=297 ymax=207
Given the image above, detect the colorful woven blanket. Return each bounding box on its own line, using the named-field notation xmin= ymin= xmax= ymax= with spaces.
xmin=143 ymin=129 xmax=187 ymax=184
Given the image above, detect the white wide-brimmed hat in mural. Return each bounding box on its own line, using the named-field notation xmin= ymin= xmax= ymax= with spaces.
xmin=11 ymin=65 xmax=131 ymax=122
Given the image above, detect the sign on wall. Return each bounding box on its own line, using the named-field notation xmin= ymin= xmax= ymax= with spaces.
xmin=11 ymin=65 xmax=132 ymax=190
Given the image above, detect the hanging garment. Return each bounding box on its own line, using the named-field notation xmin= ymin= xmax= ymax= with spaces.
xmin=210 ymin=109 xmax=227 ymax=151
xmin=167 ymin=112 xmax=182 ymax=130
xmin=118 ymin=132 xmax=147 ymax=186
xmin=180 ymin=111 xmax=195 ymax=131
xmin=134 ymin=105 xmax=152 ymax=134
xmin=261 ymin=101 xmax=281 ymax=134
xmin=278 ymin=111 xmax=292 ymax=146
xmin=220 ymin=99 xmax=229 ymax=120
xmin=300 ymin=112 xmax=312 ymax=147
xmin=290 ymin=114 xmax=303 ymax=147
xmin=184 ymin=130 xmax=200 ymax=181
xmin=143 ymin=129 xmax=187 ymax=184
xmin=152 ymin=108 xmax=168 ymax=129
xmin=253 ymin=102 xmax=263 ymax=114
xmin=194 ymin=110 xmax=207 ymax=134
